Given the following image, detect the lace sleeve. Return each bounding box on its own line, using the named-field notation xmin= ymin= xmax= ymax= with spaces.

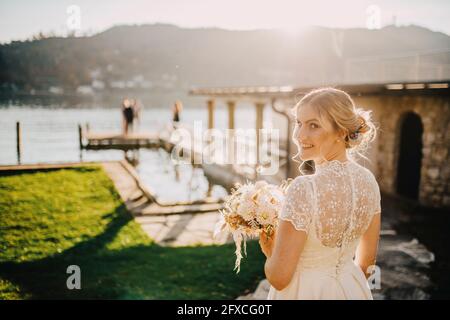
xmin=370 ymin=175 xmax=382 ymax=215
xmin=279 ymin=176 xmax=314 ymax=233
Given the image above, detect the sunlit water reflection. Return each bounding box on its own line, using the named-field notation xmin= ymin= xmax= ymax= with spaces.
xmin=0 ymin=103 xmax=268 ymax=202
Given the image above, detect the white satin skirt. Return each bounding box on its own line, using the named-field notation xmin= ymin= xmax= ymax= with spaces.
xmin=267 ymin=261 xmax=373 ymax=300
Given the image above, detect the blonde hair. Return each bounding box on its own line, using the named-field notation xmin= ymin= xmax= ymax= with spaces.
xmin=291 ymin=87 xmax=378 ymax=174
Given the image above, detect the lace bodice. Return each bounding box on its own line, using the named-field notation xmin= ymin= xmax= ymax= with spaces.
xmin=279 ymin=159 xmax=381 ymax=273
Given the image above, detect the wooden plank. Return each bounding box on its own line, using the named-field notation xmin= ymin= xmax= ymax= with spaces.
xmin=82 ymin=131 xmax=161 ymax=150
xmin=135 ymin=202 xmax=224 ymax=216
xmin=84 ymin=143 xmax=159 ymax=151
xmin=84 ymin=132 xmax=158 ymax=140
xmin=119 ymin=160 xmax=224 ymax=206
xmin=0 ymin=161 xmax=109 ymax=172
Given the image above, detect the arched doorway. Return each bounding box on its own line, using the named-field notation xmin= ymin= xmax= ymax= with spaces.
xmin=396 ymin=112 xmax=424 ymax=200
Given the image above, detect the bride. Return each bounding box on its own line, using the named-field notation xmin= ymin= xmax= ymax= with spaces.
xmin=259 ymin=87 xmax=381 ymax=300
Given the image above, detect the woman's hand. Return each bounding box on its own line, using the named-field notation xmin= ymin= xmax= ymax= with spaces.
xmin=259 ymin=229 xmax=276 ymax=258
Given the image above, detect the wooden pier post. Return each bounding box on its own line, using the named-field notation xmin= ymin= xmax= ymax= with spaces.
xmin=78 ymin=124 xmax=83 ymax=150
xmin=255 ymin=102 xmax=265 ymax=173
xmin=16 ymin=121 xmax=21 ymax=164
xmin=207 ymin=99 xmax=215 ymax=129
xmin=227 ymin=100 xmax=235 ymax=130
xmin=227 ymin=100 xmax=236 ymax=164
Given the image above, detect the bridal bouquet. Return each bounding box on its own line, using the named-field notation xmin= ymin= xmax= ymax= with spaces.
xmin=213 ymin=180 xmax=291 ymax=273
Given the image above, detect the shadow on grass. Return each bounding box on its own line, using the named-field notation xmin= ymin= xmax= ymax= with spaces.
xmin=0 ymin=204 xmax=265 ymax=300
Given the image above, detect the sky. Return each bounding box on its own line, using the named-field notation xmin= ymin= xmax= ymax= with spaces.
xmin=1 ymin=0 xmax=449 ymax=43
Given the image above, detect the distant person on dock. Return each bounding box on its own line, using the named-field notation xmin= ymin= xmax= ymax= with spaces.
xmin=131 ymin=98 xmax=142 ymax=131
xmin=122 ymin=98 xmax=134 ymax=135
xmin=172 ymin=100 xmax=183 ymax=128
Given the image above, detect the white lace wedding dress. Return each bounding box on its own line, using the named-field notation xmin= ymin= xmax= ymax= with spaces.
xmin=267 ymin=159 xmax=381 ymax=300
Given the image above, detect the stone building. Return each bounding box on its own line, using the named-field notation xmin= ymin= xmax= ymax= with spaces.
xmin=190 ymin=81 xmax=450 ymax=208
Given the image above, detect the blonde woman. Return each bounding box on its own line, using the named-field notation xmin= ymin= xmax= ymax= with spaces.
xmin=259 ymin=87 xmax=381 ymax=300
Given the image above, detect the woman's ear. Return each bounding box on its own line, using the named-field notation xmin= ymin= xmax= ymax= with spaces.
xmin=339 ymin=129 xmax=347 ymax=141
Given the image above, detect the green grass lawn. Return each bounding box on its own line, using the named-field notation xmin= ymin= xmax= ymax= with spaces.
xmin=0 ymin=166 xmax=265 ymax=299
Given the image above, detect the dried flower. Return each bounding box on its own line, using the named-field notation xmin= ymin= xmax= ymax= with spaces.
xmin=213 ymin=179 xmax=291 ymax=273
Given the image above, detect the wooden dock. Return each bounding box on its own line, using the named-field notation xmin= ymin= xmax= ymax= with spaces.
xmin=79 ymin=126 xmax=161 ymax=150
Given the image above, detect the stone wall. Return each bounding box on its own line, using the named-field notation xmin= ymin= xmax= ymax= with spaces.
xmin=350 ymin=94 xmax=448 ymax=208
xmin=369 ymin=95 xmax=449 ymax=208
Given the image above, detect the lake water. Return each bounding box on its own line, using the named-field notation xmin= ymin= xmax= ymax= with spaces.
xmin=0 ymin=100 xmax=273 ymax=202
